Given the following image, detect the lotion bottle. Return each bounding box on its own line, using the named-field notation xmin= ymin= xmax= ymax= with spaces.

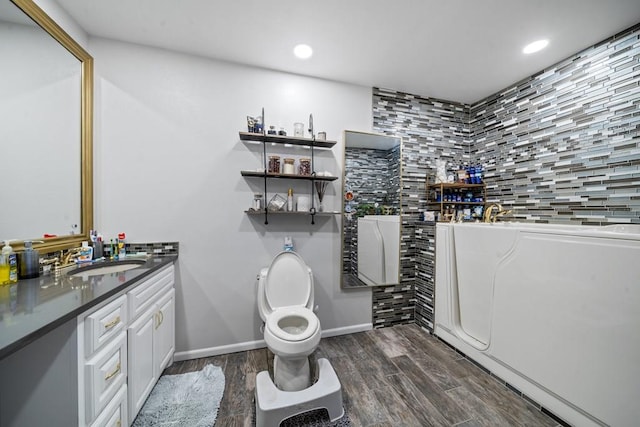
xmin=287 ymin=188 xmax=294 ymax=212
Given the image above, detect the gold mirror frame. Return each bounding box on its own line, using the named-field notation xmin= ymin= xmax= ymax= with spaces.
xmin=340 ymin=130 xmax=403 ymax=288
xmin=10 ymin=0 xmax=93 ymax=253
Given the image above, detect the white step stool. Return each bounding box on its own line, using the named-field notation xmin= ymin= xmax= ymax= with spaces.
xmin=255 ymin=358 xmax=344 ymax=427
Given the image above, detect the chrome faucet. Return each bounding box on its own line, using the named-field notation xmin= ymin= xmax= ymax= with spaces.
xmin=483 ymin=204 xmax=512 ymax=223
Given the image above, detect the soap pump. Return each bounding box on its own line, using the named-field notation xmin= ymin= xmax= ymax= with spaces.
xmin=1 ymin=240 xmax=18 ymax=284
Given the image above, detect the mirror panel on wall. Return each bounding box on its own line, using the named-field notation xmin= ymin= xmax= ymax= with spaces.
xmin=341 ymin=130 xmax=402 ymax=288
xmin=0 ymin=0 xmax=93 ymax=252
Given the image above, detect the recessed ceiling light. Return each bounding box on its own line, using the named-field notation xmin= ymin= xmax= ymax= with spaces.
xmin=523 ymin=39 xmax=549 ymax=54
xmin=293 ymin=44 xmax=313 ymax=59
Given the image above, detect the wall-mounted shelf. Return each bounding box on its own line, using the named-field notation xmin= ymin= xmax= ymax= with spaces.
xmin=240 ymin=170 xmax=338 ymax=181
xmin=239 ymin=110 xmax=337 ymax=225
xmin=244 ymin=210 xmax=340 ymax=216
xmin=426 ymin=180 xmax=486 ymax=222
xmin=239 ymin=132 xmax=337 ymax=148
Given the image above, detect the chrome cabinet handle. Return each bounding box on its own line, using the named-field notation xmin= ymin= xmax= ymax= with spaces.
xmin=104 ymin=316 xmax=121 ymax=330
xmin=105 ymin=362 xmax=121 ymax=381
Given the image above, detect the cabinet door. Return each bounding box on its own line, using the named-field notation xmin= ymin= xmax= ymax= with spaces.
xmin=154 ymin=288 xmax=175 ymax=377
xmin=127 ymin=305 xmax=156 ymax=425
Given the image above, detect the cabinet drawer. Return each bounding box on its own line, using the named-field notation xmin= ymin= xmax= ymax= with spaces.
xmin=84 ymin=295 xmax=127 ymax=357
xmin=128 ymin=264 xmax=174 ymax=320
xmin=90 ymin=384 xmax=127 ymax=427
xmin=85 ymin=331 xmax=127 ymax=425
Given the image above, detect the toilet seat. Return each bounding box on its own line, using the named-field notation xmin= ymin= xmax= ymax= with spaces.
xmin=266 ymin=307 xmax=319 ymax=342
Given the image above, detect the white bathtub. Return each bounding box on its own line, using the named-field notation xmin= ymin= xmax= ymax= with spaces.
xmin=434 ymin=222 xmax=640 ymax=427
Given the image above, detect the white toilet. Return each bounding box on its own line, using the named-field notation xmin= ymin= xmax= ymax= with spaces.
xmin=255 ymin=251 xmax=344 ymax=426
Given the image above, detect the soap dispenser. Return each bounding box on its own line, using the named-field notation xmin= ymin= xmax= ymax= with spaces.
xmin=18 ymin=241 xmax=40 ymax=279
xmin=1 ymin=240 xmax=18 ymax=284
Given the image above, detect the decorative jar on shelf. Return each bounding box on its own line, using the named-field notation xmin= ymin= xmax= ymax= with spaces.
xmin=268 ymin=156 xmax=281 ymax=173
xmin=283 ymin=158 xmax=295 ymax=175
xmin=299 ymin=158 xmax=311 ymax=175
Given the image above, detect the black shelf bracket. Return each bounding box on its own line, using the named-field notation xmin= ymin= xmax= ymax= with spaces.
xmin=261 ymin=107 xmax=268 ymax=224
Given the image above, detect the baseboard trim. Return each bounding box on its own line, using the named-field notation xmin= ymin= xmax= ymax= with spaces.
xmin=173 ymin=323 xmax=373 ymax=362
xmin=321 ymin=323 xmax=372 ymax=338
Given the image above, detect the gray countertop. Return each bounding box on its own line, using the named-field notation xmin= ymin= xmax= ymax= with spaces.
xmin=0 ymin=254 xmax=178 ymax=360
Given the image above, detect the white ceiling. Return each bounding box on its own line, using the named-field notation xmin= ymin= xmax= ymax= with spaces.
xmin=56 ymin=0 xmax=640 ymax=104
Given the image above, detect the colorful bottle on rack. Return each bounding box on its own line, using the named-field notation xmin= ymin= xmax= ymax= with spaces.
xmin=118 ymin=233 xmax=126 ymax=259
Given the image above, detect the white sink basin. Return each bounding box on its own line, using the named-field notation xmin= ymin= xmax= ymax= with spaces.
xmin=68 ymin=259 xmax=146 ymax=277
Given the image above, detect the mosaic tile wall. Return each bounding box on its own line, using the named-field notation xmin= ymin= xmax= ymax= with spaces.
xmin=342 ymin=146 xmax=401 ymax=288
xmin=471 ymin=24 xmax=640 ymax=224
xmin=103 ymin=241 xmax=180 ymax=257
xmin=372 ymin=23 xmax=640 ymax=330
xmin=372 ymin=88 xmax=470 ymax=329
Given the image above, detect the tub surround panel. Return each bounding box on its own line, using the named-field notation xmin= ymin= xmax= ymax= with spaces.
xmin=434 ymin=223 xmax=640 ymax=426
xmin=471 ymin=23 xmax=640 ymax=225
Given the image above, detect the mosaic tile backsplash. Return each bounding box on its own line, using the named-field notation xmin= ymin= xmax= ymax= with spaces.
xmin=103 ymin=242 xmax=180 ymax=257
xmin=372 ymin=23 xmax=640 ymax=330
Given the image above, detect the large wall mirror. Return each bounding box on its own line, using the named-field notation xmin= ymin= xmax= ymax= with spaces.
xmin=341 ymin=130 xmax=402 ymax=288
xmin=0 ymin=0 xmax=92 ymax=252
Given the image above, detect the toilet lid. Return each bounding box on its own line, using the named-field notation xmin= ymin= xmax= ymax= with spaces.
xmin=265 ymin=251 xmax=311 ymax=310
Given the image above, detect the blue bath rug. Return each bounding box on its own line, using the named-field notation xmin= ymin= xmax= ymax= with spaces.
xmin=132 ymin=364 xmax=225 ymax=427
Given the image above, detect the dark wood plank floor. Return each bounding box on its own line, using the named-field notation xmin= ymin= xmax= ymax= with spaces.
xmin=162 ymin=324 xmax=563 ymax=427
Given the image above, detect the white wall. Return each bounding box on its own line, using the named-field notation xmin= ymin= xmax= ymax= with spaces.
xmin=90 ymin=37 xmax=374 ymax=357
xmin=34 ymin=0 xmax=88 ymax=48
